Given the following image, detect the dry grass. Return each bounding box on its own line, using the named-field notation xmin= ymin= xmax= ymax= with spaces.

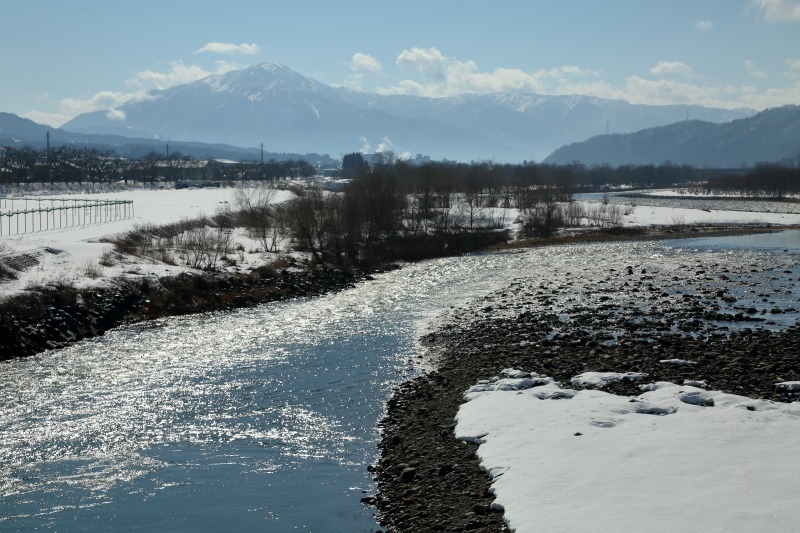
xmin=82 ymin=260 xmax=103 ymax=279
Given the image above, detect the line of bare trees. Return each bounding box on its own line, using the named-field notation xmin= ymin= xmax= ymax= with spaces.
xmin=0 ymin=144 xmax=316 ymax=186
xmin=699 ymin=163 xmax=800 ymax=197
xmin=231 ymin=160 xmax=590 ymax=266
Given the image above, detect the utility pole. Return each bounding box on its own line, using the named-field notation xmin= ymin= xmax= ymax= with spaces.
xmin=606 ymin=119 xmax=609 ymax=135
xmin=261 ymin=142 xmax=268 ymax=181
xmin=45 ymin=130 xmax=52 ymax=183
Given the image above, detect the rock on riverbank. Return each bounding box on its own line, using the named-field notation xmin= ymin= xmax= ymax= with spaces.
xmin=372 ymin=242 xmax=800 ymax=532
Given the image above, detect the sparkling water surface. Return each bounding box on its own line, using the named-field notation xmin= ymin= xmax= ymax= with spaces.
xmin=0 ymin=255 xmax=513 ymax=531
xmin=2 ymin=226 xmax=799 ymax=531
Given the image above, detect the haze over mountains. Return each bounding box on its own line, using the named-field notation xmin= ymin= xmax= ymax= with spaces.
xmin=4 ymin=62 xmax=797 ymax=167
xmin=0 ymin=111 xmax=335 ymax=164
xmin=544 ymin=105 xmax=800 ymax=167
xmin=60 ymin=62 xmax=753 ymax=163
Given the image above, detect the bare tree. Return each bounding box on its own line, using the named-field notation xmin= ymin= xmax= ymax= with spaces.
xmin=234 ymin=182 xmax=279 ymax=253
xmin=283 ymin=188 xmax=327 ymax=263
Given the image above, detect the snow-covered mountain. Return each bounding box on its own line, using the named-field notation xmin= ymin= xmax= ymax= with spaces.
xmin=543 ymin=105 xmax=800 ymax=167
xmin=62 ymin=61 xmax=753 ymax=162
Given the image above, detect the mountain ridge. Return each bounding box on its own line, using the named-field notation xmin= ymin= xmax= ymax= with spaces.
xmin=543 ymin=105 xmax=800 ymax=167
xmin=60 ymin=61 xmax=754 ymax=162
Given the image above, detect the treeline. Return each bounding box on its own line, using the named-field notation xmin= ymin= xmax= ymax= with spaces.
xmin=699 ymin=163 xmax=800 ymax=197
xmin=244 ymin=172 xmax=511 ymax=266
xmin=348 ymin=155 xmax=793 ymax=191
xmin=0 ymin=145 xmax=316 ymax=185
xmin=343 ymin=153 xmax=703 ymax=190
xmin=237 ymin=161 xmax=595 ymax=267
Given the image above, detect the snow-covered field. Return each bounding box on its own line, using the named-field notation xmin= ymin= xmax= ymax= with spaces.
xmin=619 ymin=203 xmax=800 ymax=226
xmin=0 ymin=187 xmax=294 ymax=298
xmin=2 ymin=183 xmax=799 ymax=299
xmin=457 ymin=369 xmax=800 ymax=532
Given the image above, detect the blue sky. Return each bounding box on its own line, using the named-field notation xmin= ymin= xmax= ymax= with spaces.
xmin=3 ymin=0 xmax=799 ymax=127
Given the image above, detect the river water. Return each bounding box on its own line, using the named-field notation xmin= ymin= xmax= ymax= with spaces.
xmin=0 ymin=255 xmax=514 ymax=532
xmin=2 ymin=229 xmax=799 ymax=531
xmin=577 ymin=190 xmax=800 ymax=214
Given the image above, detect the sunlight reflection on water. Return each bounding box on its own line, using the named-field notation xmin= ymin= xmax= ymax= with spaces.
xmin=0 ymin=233 xmax=798 ymax=530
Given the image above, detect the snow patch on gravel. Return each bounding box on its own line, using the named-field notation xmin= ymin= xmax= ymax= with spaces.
xmin=456 ymin=372 xmax=800 ymax=533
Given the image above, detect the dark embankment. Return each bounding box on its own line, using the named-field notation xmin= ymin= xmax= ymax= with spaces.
xmin=0 ymin=229 xmax=509 ymax=361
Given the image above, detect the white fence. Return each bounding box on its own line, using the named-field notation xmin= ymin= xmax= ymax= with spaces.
xmin=0 ymin=197 xmax=134 ymax=236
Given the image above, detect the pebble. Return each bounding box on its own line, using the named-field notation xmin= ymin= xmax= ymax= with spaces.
xmin=373 ymin=243 xmax=800 ymax=532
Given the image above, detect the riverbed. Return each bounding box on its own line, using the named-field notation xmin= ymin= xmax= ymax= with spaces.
xmin=1 ymin=230 xmax=799 ymax=531
xmin=0 ymin=250 xmax=515 ymax=531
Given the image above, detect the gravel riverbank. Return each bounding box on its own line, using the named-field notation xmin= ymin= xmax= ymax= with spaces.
xmin=372 ymin=238 xmax=800 ymax=532
xmin=0 ymin=225 xmax=782 ymax=362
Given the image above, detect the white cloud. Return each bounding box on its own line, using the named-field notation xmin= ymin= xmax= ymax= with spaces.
xmin=695 ymin=19 xmax=714 ymax=30
xmin=649 ymin=61 xmax=693 ymax=79
xmin=355 ymin=47 xmax=800 ymax=110
xmin=396 ymin=47 xmax=447 ymax=77
xmin=51 ymin=60 xmax=242 ymax=123
xmin=550 ymin=80 xmax=627 ymax=101
xmin=750 ymin=0 xmax=800 ymax=21
xmin=736 ymin=82 xmax=800 ymax=108
xmin=339 ymin=73 xmax=364 ymax=91
xmin=381 ymin=48 xmax=600 ymax=97
xmin=621 ymin=74 xmax=800 ymax=111
xmin=20 ymin=110 xmax=73 ymax=128
xmin=131 ymin=60 xmax=216 ymax=90
xmin=106 ymin=108 xmax=127 ymax=121
xmin=784 ymin=59 xmax=800 ymax=81
xmin=377 ymin=78 xmax=428 ymax=95
xmin=624 ymin=76 xmax=722 ymax=106
xmin=745 ymin=59 xmax=768 ymax=78
xmin=339 ymin=52 xmax=383 ymax=91
xmin=60 ymin=90 xmax=155 ymax=116
xmin=349 ymin=52 xmax=381 ymax=73
xmin=195 ymin=42 xmax=261 ymax=55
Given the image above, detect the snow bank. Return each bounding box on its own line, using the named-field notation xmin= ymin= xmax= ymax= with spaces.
xmin=584 ymin=200 xmax=800 ymax=227
xmin=456 ymin=374 xmax=800 ymax=533
xmin=0 ymin=187 xmax=295 ymax=298
xmin=570 ymin=371 xmax=647 ymax=388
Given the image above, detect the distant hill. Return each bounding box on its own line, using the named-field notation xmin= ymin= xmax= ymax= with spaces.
xmin=543 ymin=106 xmax=800 ymax=167
xmin=0 ymin=112 xmax=56 ymax=144
xmin=0 ymin=112 xmax=335 ymax=165
xmin=60 ymin=61 xmax=751 ymax=162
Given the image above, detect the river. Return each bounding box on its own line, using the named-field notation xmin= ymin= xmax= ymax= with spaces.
xmin=0 ymin=253 xmax=515 ymax=531
xmin=1 ymin=229 xmax=799 ymax=531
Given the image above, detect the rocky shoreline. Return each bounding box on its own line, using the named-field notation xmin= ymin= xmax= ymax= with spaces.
xmin=0 ymin=224 xmax=785 ymax=362
xmin=0 ymin=263 xmax=376 ymax=361
xmin=371 ymin=236 xmax=800 ymax=532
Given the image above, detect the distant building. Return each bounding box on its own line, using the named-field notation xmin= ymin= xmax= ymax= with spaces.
xmin=175 ymin=180 xmax=221 ymax=189
xmin=323 ymin=179 xmax=351 ymax=192
xmin=407 ymin=154 xmax=432 ymax=166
